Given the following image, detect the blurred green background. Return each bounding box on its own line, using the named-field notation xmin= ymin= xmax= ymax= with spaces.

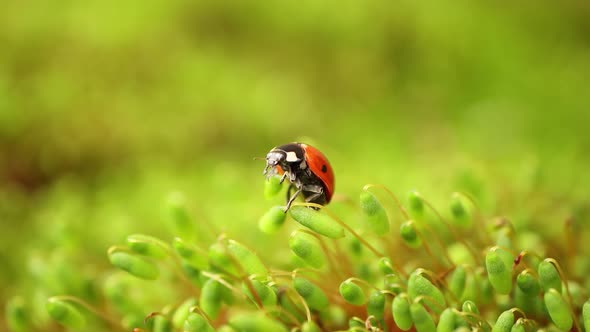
xmin=1 ymin=0 xmax=590 ymax=329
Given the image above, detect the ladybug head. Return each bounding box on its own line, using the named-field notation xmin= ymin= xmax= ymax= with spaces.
xmin=263 ymin=146 xmax=302 ymax=176
xmin=263 ymin=150 xmax=286 ymax=176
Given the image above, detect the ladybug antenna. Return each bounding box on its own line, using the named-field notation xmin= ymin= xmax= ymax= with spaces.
xmin=253 ymin=156 xmax=266 ymax=161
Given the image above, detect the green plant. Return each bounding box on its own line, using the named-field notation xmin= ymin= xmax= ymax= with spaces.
xmin=6 ymin=180 xmax=590 ymax=331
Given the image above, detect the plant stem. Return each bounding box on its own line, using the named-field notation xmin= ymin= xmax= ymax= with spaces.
xmin=49 ymin=296 xmax=125 ymax=331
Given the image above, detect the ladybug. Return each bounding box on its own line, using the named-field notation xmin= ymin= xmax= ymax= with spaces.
xmin=263 ymin=142 xmax=335 ymax=212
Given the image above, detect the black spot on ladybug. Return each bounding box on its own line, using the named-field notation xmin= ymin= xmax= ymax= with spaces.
xmin=321 ymin=165 xmax=327 ymax=173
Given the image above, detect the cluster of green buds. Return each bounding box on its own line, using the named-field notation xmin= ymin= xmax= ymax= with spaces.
xmin=11 ymin=180 xmax=590 ymax=331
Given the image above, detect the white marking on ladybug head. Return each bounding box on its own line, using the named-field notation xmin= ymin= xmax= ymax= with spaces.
xmin=300 ymin=160 xmax=307 ymax=169
xmin=286 ymin=151 xmax=299 ymax=162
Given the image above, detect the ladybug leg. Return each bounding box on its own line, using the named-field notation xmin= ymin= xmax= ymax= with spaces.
xmin=285 ymin=184 xmax=293 ymax=203
xmin=302 ymin=184 xmax=324 ymax=204
xmin=279 ymin=172 xmax=288 ymax=184
xmin=284 ymin=186 xmax=302 ymax=212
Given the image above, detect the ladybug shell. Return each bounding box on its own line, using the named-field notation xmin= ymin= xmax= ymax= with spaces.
xmin=299 ymin=143 xmax=335 ymax=202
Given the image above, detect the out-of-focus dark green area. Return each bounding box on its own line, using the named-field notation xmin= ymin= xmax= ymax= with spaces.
xmin=1 ymin=0 xmax=590 ymax=328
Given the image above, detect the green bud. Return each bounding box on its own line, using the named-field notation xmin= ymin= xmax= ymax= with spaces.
xmin=126 ymin=234 xmax=169 ymax=259
xmin=516 ymin=270 xmax=540 ymax=295
xmin=171 ymin=297 xmax=197 ymax=329
xmin=400 ymin=221 xmax=422 ymax=248
xmin=544 ymin=288 xmax=572 ymax=331
xmin=367 ymin=291 xmax=386 ymax=321
xmin=407 ymin=271 xmax=445 ymax=314
xmin=154 ymin=315 xmax=172 ymax=332
xmin=485 ymin=248 xmax=512 ymax=295
xmin=360 ymin=190 xmax=390 ymax=235
xmin=165 ymin=192 xmax=195 ymax=241
xmin=173 ymin=237 xmax=208 ymax=270
xmin=229 ymin=312 xmax=288 ymax=332
xmin=436 ymin=308 xmax=456 ymax=332
xmin=408 ymin=191 xmax=424 ymax=218
xmin=46 ymin=298 xmax=86 ymax=329
xmin=410 ymin=302 xmax=436 ymax=332
xmin=226 ymin=239 xmax=268 ymax=279
xmin=384 ymin=273 xmax=403 ymax=294
xmin=289 ymin=206 xmax=344 ymax=239
xmin=461 ymin=300 xmax=479 ymax=314
xmin=320 ymin=306 xmax=347 ymax=328
xmin=289 ymin=230 xmax=326 ymax=269
xmin=181 ymin=261 xmax=204 ymax=287
xmin=492 ymin=310 xmax=514 ymax=332
xmin=108 ymin=251 xmax=159 ymax=280
xmin=378 ymin=257 xmax=394 ymax=275
xmin=264 ymin=175 xmax=283 ymax=199
xmin=449 ymin=194 xmax=471 ymax=227
xmin=583 ymin=300 xmax=590 ymax=332
xmin=200 ymin=278 xmax=224 ymax=319
xmin=514 ymin=287 xmax=541 ymax=315
xmin=392 ymin=294 xmax=413 ymax=331
xmin=348 ymin=237 xmax=363 ymax=256
xmin=208 ymin=242 xmax=239 ymax=276
xmin=6 ymin=297 xmax=29 ymax=332
xmin=449 ymin=266 xmax=467 ymax=299
xmin=258 ymin=206 xmax=288 ymax=234
xmin=510 ymin=318 xmax=526 ymax=332
xmin=277 ymin=291 xmax=305 ymax=322
xmin=538 ymin=259 xmax=562 ymax=293
xmin=339 ymin=279 xmax=366 ymax=305
xmin=184 ymin=312 xmax=215 ymax=332
xmin=478 ymin=273 xmax=494 ymax=305
xmin=293 ymin=277 xmax=329 ymax=311
xmin=301 ymin=321 xmax=322 ymax=332
xmin=242 ymin=279 xmax=277 ymax=307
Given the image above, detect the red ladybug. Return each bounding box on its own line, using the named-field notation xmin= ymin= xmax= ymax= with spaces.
xmin=263 ymin=142 xmax=335 ymax=212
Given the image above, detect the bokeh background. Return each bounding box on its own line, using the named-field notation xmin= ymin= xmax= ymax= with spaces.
xmin=2 ymin=0 xmax=590 ymax=330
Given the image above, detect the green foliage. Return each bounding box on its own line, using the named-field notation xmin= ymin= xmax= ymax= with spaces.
xmin=184 ymin=312 xmax=215 ymax=332
xmin=583 ymin=300 xmax=590 ymax=332
xmin=543 ymin=288 xmax=573 ymax=331
xmin=293 ymin=277 xmax=329 ymax=312
xmin=289 ymin=206 xmax=344 ymax=239
xmin=436 ymin=308 xmax=456 ymax=332
xmin=242 ymin=279 xmax=277 ymax=307
xmin=258 ymin=206 xmax=288 ymax=234
xmin=400 ymin=220 xmax=422 ymax=248
xmin=6 ymin=297 xmax=30 ymax=332
xmin=410 ymin=302 xmax=436 ymax=332
xmin=538 ymin=259 xmax=562 ymax=293
xmin=289 ymin=230 xmax=326 ymax=269
xmin=492 ymin=309 xmax=514 ymax=332
xmin=200 ymin=278 xmax=225 ymax=320
xmin=46 ymin=298 xmax=86 ymax=329
xmin=226 ymin=239 xmax=268 ymax=279
xmin=366 ymin=291 xmax=386 ymax=321
xmin=360 ymin=190 xmax=390 ymax=235
xmin=229 ymin=313 xmax=288 ymax=332
xmin=339 ymin=279 xmax=366 ymax=306
xmin=407 ymin=270 xmax=446 ymax=314
xmin=108 ymin=251 xmax=160 ymax=280
xmin=264 ymin=175 xmax=283 ymax=199
xmin=126 ymin=234 xmax=170 ymax=259
xmin=485 ymin=248 xmax=513 ymax=295
xmin=171 ymin=297 xmax=197 ymax=328
xmin=4 ymin=4 xmax=590 ymax=328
